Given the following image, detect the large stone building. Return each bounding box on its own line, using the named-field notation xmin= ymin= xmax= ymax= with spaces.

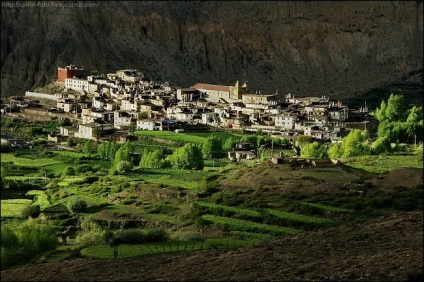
xmin=57 ymin=65 xmax=86 ymax=82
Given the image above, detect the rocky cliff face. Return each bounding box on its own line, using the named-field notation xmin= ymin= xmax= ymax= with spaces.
xmin=1 ymin=1 xmax=423 ymax=98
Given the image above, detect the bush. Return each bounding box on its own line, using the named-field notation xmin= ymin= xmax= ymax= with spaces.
xmin=61 ymin=166 xmax=76 ymax=178
xmin=75 ymin=164 xmax=93 ymax=174
xmin=67 ymin=198 xmax=88 ymax=214
xmin=115 ymin=228 xmax=168 ymax=244
xmin=75 ymin=221 xmax=106 ymax=248
xmin=116 ymin=160 xmax=133 ymax=174
xmin=20 ymin=204 xmax=41 ymax=219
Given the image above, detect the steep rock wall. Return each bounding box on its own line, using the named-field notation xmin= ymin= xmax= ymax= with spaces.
xmin=1 ymin=1 xmax=422 ymax=98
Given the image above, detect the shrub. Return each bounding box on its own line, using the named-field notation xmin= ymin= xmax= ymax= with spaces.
xmin=67 ymin=198 xmax=88 ymax=214
xmin=1 ymin=227 xmax=19 ymax=248
xmin=115 ymin=228 xmax=168 ymax=244
xmin=116 ymin=160 xmax=133 ymax=174
xmin=75 ymin=164 xmax=93 ymax=174
xmin=20 ymin=204 xmax=41 ymax=219
xmin=61 ymin=166 xmax=76 ymax=178
xmin=75 ymin=220 xmax=106 ymax=248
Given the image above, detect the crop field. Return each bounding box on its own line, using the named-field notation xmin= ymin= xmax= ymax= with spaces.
xmin=133 ymin=131 xmax=206 ymax=144
xmin=301 ymin=202 xmax=354 ymax=214
xmin=26 ymin=190 xmax=50 ymax=209
xmin=202 ymin=214 xmax=302 ymax=236
xmin=195 ymin=201 xmax=262 ymax=218
xmin=265 ymin=209 xmax=334 ymax=227
xmin=81 ymin=238 xmax=254 ymax=260
xmin=1 ymin=199 xmax=32 ymax=218
xmin=1 ymin=153 xmax=61 ymax=167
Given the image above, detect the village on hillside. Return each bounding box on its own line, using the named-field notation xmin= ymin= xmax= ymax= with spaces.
xmin=1 ymin=65 xmax=375 ymax=150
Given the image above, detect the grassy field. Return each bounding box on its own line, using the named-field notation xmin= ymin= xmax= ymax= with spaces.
xmin=1 ymin=199 xmax=33 ymax=218
xmin=342 ymin=154 xmax=422 ymax=174
xmin=133 ymin=131 xmax=207 ymax=144
xmin=202 ymin=214 xmax=302 ymax=236
xmin=81 ymin=238 xmax=254 ymax=260
xmin=265 ymin=209 xmax=334 ymax=226
xmin=1 ymin=153 xmax=61 ymax=167
xmin=195 ymin=201 xmax=262 ymax=218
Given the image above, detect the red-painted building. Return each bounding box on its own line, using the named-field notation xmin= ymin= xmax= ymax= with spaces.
xmin=57 ymin=65 xmax=86 ymax=82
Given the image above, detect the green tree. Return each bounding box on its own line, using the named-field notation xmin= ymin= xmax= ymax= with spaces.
xmin=295 ymin=135 xmax=314 ymax=148
xmin=222 ymin=137 xmax=236 ymax=151
xmin=327 ymin=143 xmax=342 ymax=158
xmin=67 ymin=198 xmax=88 ymax=214
xmin=139 ymin=150 xmax=164 ymax=168
xmin=97 ymin=141 xmax=121 ymax=161
xmin=372 ymin=137 xmax=391 ymax=155
xmin=137 ymin=112 xmax=149 ymax=120
xmin=82 ymin=139 xmax=96 ymax=155
xmin=168 ymin=143 xmax=204 ymax=170
xmin=202 ymin=136 xmax=223 ymax=159
xmin=113 ymin=143 xmax=133 ymax=166
xmin=20 ymin=204 xmax=41 ymax=219
xmin=340 ymin=129 xmax=371 ymax=157
xmin=116 ymin=160 xmax=133 ymax=174
xmin=300 ymin=142 xmax=328 ymax=159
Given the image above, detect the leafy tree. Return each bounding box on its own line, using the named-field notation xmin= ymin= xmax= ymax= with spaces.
xmin=300 ymin=142 xmax=328 ymax=159
xmin=295 ymin=135 xmax=314 ymax=148
xmin=67 ymin=198 xmax=88 ymax=214
xmin=202 ymin=136 xmax=223 ymax=159
xmin=139 ymin=150 xmax=164 ymax=168
xmin=240 ymin=135 xmax=257 ymax=146
xmin=97 ymin=142 xmax=121 ymax=161
xmin=1 ymin=227 xmax=19 ymax=248
xmin=116 ymin=160 xmax=133 ymax=174
xmin=340 ymin=129 xmax=371 ymax=157
xmin=67 ymin=138 xmax=76 ymax=147
xmin=138 ymin=112 xmax=149 ymax=120
xmin=113 ymin=143 xmax=133 ymax=166
xmin=168 ymin=143 xmax=204 ymax=170
xmin=372 ymin=137 xmax=391 ymax=155
xmin=328 ymin=143 xmax=343 ymax=158
xmin=82 ymin=139 xmax=96 ymax=155
xmin=222 ymin=137 xmax=236 ymax=151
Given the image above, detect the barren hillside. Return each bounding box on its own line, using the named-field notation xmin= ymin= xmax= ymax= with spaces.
xmin=1 ymin=1 xmax=423 ymax=98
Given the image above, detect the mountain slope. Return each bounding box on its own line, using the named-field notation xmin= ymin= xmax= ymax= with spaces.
xmin=1 ymin=1 xmax=423 ymax=98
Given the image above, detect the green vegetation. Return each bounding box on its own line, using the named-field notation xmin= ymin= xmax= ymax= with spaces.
xmin=1 ymin=114 xmax=422 ymax=270
xmin=265 ymin=209 xmax=333 ymax=227
xmin=201 ymin=214 xmax=302 ymax=236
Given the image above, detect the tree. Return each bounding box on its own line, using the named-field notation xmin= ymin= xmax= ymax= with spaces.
xmin=300 ymin=142 xmax=328 ymax=159
xmin=97 ymin=142 xmax=121 ymax=161
xmin=295 ymin=135 xmax=314 ymax=148
xmin=328 ymin=143 xmax=342 ymax=158
xmin=139 ymin=150 xmax=164 ymax=168
xmin=202 ymin=136 xmax=223 ymax=159
xmin=138 ymin=112 xmax=149 ymax=120
xmin=168 ymin=143 xmax=204 ymax=170
xmin=340 ymin=129 xmax=371 ymax=157
xmin=222 ymin=137 xmax=236 ymax=151
xmin=116 ymin=160 xmax=133 ymax=174
xmin=372 ymin=137 xmax=391 ymax=155
xmin=113 ymin=143 xmax=133 ymax=166
xmin=67 ymin=198 xmax=88 ymax=214
xmin=82 ymin=139 xmax=96 ymax=155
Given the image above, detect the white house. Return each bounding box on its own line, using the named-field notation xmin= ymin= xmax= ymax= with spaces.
xmin=136 ymin=119 xmax=163 ymax=131
xmin=65 ymin=78 xmax=89 ymax=92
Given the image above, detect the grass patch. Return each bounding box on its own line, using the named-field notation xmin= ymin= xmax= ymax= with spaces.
xmin=1 ymin=153 xmax=61 ymax=167
xmin=195 ymin=201 xmax=262 ymax=218
xmin=1 ymin=199 xmax=32 ymax=218
xmin=202 ymin=214 xmax=302 ymax=236
xmin=265 ymin=209 xmax=334 ymax=227
xmin=342 ymin=155 xmax=423 ymax=174
xmin=133 ymin=131 xmax=206 ymax=144
xmin=301 ymin=202 xmax=354 ymax=214
xmin=26 ymin=190 xmax=50 ymax=209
